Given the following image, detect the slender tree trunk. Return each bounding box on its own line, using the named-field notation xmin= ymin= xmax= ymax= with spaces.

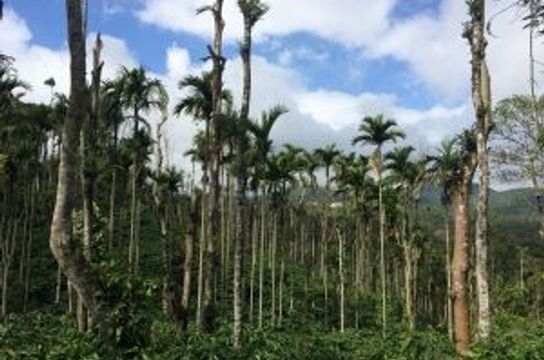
xmin=378 ymin=162 xmax=387 ymax=337
xmin=271 ymin=211 xmax=277 ymax=326
xmin=1 ymin=218 xmax=19 ymax=317
xmin=445 ymin=208 xmax=453 ymax=340
xmin=196 ymin=175 xmax=206 ymax=327
xmin=249 ymin=203 xmax=257 ymax=324
xmin=108 ymin=124 xmax=118 ymax=252
xmin=200 ymin=0 xmax=225 ymax=333
xmin=321 ymin=213 xmax=329 ymax=327
xmin=181 ymin=199 xmax=196 ymax=332
xmin=258 ymin=190 xmax=265 ymax=328
xmin=23 ymin=180 xmax=36 ymax=313
xmin=337 ymin=226 xmax=345 ymax=333
xmin=233 ymin=0 xmax=255 ymax=346
xmin=108 ymin=168 xmax=116 ymax=252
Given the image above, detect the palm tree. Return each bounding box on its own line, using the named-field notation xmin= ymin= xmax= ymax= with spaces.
xmin=427 ymin=139 xmax=458 ymax=339
xmin=197 ymin=0 xmax=226 ymax=332
xmin=233 ymin=0 xmax=262 ymax=330
xmin=175 ymin=71 xmax=231 ymax=328
xmin=385 ymin=145 xmax=427 ymax=332
xmin=247 ymin=105 xmax=287 ymax=328
xmin=314 ymin=144 xmax=340 ymax=189
xmin=428 ymin=129 xmax=477 ymax=355
xmin=302 ymin=150 xmax=320 ymax=188
xmin=102 ymin=80 xmax=125 ymax=252
xmin=352 ymin=114 xmax=405 ymax=337
xmin=113 ymin=66 xmax=168 ymax=274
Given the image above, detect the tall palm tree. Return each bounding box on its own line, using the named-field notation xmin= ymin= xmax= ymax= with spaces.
xmin=385 ymin=145 xmax=427 ymax=332
xmin=102 ymin=80 xmax=125 ymax=252
xmin=113 ymin=66 xmax=168 ymax=274
xmin=198 ymin=0 xmax=226 ymax=332
xmin=233 ymin=0 xmax=268 ymax=333
xmin=427 ymin=139 xmax=458 ymax=339
xmin=247 ymin=105 xmax=286 ymax=328
xmin=428 ymin=129 xmax=477 ymax=355
xmin=175 ymin=71 xmax=231 ymax=328
xmin=314 ymin=144 xmax=340 ymax=189
xmin=352 ymin=114 xmax=405 ymax=337
xmin=302 ymin=150 xmax=320 ymax=188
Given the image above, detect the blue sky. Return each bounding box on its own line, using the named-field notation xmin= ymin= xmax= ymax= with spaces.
xmin=0 ymin=0 xmax=537 ymax=173
xmin=6 ymin=0 xmax=443 ymax=109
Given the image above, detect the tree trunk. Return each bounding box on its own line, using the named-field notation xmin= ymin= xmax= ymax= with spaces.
xmin=445 ymin=209 xmax=453 ymax=340
xmin=337 ymin=226 xmax=345 ymax=333
xmin=201 ymin=0 xmax=225 ymax=333
xmin=196 ymin=180 xmax=206 ymax=327
xmin=451 ymin=170 xmax=474 ymax=357
xmin=108 ymin=124 xmax=118 ymax=252
xmin=249 ymin=203 xmax=257 ymax=324
xmin=23 ymin=180 xmax=36 ymax=313
xmin=467 ymin=0 xmax=492 ymax=340
xmin=181 ymin=199 xmax=196 ymax=332
xmin=378 ymin=162 xmax=387 ymax=337
xmin=77 ymin=32 xmax=103 ymax=334
xmin=50 ymin=0 xmax=108 ymax=337
xmin=233 ymin=1 xmax=253 ymax=347
xmin=258 ymin=189 xmax=265 ymax=328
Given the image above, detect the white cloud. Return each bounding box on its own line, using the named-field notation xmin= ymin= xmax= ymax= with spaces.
xmin=0 ymin=6 xmax=476 ymax=176
xmin=0 ymin=11 xmax=138 ymax=104
xmin=368 ymin=0 xmax=543 ymax=100
xmin=136 ymin=0 xmax=396 ymax=46
xmin=135 ymin=0 xmax=544 ymax=102
xmin=277 ymin=47 xmax=330 ymax=66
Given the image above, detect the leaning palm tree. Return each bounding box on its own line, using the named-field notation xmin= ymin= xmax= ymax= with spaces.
xmin=352 ymin=114 xmax=405 ymax=337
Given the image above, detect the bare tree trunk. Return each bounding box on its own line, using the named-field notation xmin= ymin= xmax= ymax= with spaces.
xmin=129 ymin=165 xmax=137 ymax=271
xmin=378 ymin=167 xmax=387 ymax=337
xmin=108 ymin=168 xmax=116 ymax=252
xmin=337 ymin=226 xmax=345 ymax=333
xmin=321 ymin=213 xmax=329 ymax=327
xmin=77 ymin=32 xmax=103 ymax=334
xmin=258 ymin=190 xmax=265 ymax=328
xmin=50 ymin=0 xmax=108 ymax=338
xmin=451 ymin=170 xmax=474 ymax=357
xmin=23 ymin=180 xmax=36 ymax=313
xmin=196 ymin=184 xmax=206 ymax=327
xmin=466 ymin=0 xmax=492 ymax=340
xmin=1 ymin=218 xmax=19 ymax=317
xmin=200 ymin=0 xmax=225 ymax=333
xmin=271 ymin=211 xmax=277 ymax=326
xmin=181 ymin=199 xmax=196 ymax=332
xmin=445 ymin=209 xmax=453 ymax=340
xmin=249 ymin=205 xmax=257 ymax=324
xmin=233 ymin=0 xmax=256 ymax=346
